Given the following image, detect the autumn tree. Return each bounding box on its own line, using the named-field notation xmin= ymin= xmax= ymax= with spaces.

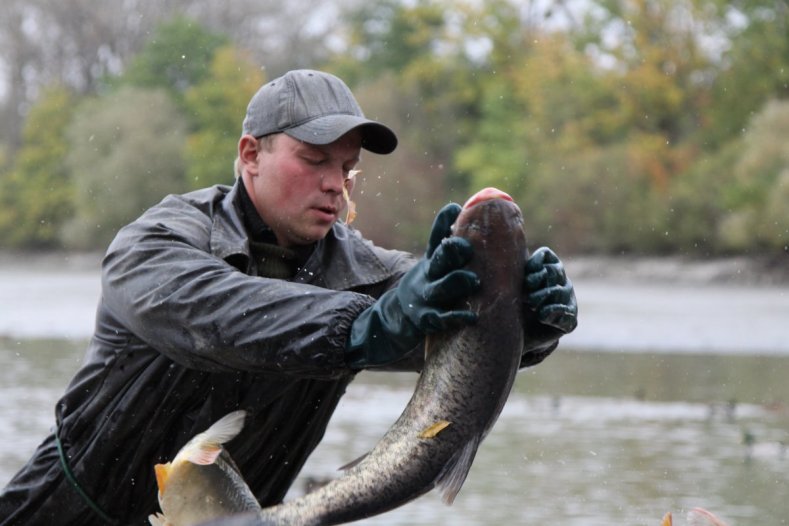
xmin=0 ymin=86 xmax=75 ymax=248
xmin=61 ymin=87 xmax=187 ymax=249
xmin=183 ymin=46 xmax=265 ymax=188
xmin=119 ymin=16 xmax=228 ymax=106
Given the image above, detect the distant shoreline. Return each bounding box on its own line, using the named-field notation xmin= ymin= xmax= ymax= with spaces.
xmin=566 ymin=254 xmax=789 ymax=286
xmin=1 ymin=250 xmax=788 ymax=285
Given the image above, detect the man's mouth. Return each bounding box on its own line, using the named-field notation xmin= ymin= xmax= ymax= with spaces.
xmin=312 ymin=205 xmax=339 ymax=220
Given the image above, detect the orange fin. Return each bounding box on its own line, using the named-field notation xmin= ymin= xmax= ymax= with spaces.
xmin=419 ymin=420 xmax=451 ymax=439
xmin=661 ymin=511 xmax=673 ymax=526
xmin=154 ymin=463 xmax=171 ymax=494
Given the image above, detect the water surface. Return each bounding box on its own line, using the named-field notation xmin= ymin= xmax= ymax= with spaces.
xmin=1 ymin=256 xmax=788 ymax=524
xmin=2 ymin=340 xmax=787 ymax=525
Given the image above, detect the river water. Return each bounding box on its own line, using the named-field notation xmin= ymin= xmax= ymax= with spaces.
xmin=1 ymin=254 xmax=788 ymax=524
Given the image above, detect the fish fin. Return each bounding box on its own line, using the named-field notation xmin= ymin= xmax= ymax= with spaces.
xmin=688 ymin=508 xmax=728 ymax=526
xmin=185 ymin=444 xmax=223 ymax=466
xmin=661 ymin=511 xmax=673 ymax=526
xmin=176 ymin=410 xmax=247 ymax=466
xmin=419 ymin=420 xmax=451 ymax=439
xmin=148 ymin=512 xmax=169 ymax=526
xmin=154 ymin=463 xmax=170 ymax=494
xmin=199 ymin=409 xmax=247 ymax=446
xmin=435 ymin=435 xmax=481 ymax=505
xmin=337 ymin=452 xmax=369 ymax=471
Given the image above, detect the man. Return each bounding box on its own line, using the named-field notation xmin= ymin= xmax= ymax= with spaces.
xmin=0 ymin=69 xmax=577 ymax=525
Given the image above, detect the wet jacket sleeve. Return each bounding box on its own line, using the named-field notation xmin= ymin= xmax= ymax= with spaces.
xmin=101 ymin=198 xmax=377 ymax=378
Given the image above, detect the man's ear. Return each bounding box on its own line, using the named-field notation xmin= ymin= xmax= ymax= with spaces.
xmin=238 ymin=135 xmax=260 ymax=175
xmin=344 ymin=175 xmax=356 ymax=195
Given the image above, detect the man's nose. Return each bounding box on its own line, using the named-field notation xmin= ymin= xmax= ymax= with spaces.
xmin=320 ymin=167 xmax=345 ymax=193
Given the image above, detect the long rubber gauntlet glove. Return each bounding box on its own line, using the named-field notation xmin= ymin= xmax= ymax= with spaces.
xmin=519 ymin=246 xmax=578 ymax=368
xmin=346 ymin=204 xmax=480 ymax=369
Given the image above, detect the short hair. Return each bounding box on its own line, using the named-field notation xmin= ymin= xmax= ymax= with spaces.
xmin=233 ymin=134 xmax=279 ymax=179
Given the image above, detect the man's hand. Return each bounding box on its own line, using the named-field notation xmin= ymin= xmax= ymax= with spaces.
xmin=396 ymin=203 xmax=479 ymax=333
xmin=520 ymin=247 xmax=577 ymax=367
xmin=346 ymin=203 xmax=479 ymax=369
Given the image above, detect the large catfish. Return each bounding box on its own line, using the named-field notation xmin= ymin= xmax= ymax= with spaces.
xmin=253 ymin=186 xmax=530 ymax=525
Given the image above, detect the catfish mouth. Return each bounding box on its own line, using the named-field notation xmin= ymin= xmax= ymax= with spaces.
xmin=463 ymin=187 xmax=514 ymax=209
xmin=454 ymin=188 xmax=524 ymax=238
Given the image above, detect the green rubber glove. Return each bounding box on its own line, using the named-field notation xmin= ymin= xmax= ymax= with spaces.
xmin=346 ymin=203 xmax=480 ymax=369
xmin=519 ymin=247 xmax=578 ymax=368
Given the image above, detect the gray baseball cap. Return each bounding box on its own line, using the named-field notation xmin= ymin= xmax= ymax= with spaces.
xmin=242 ymin=69 xmax=398 ymax=154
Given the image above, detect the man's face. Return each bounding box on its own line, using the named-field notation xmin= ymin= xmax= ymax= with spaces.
xmin=245 ymin=132 xmax=361 ymax=248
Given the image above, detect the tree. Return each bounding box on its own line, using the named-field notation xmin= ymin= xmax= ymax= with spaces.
xmin=0 ymin=0 xmax=190 ymax=148
xmin=183 ymin=46 xmax=265 ymax=188
xmin=120 ymin=16 xmax=228 ymax=104
xmin=707 ymin=0 xmax=789 ymax=148
xmin=717 ymin=99 xmax=789 ymax=252
xmin=347 ymin=73 xmax=459 ymax=251
xmin=61 ymin=87 xmax=187 ymax=249
xmin=0 ymin=86 xmax=75 ymax=248
xmin=0 ymin=0 xmax=344 ymax=150
xmin=333 ymin=0 xmax=446 ymax=81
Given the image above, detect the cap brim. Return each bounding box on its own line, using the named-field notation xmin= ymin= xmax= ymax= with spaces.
xmin=285 ymin=114 xmax=398 ymax=154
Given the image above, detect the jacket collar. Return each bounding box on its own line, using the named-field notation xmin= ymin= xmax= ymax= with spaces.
xmin=209 ymin=182 xmax=250 ymax=263
xmin=209 ymin=182 xmax=396 ymax=291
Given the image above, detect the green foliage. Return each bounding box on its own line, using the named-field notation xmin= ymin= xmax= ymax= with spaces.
xmin=708 ymin=2 xmax=789 ymax=148
xmin=121 ymin=16 xmax=228 ymax=103
xmin=61 ymin=87 xmax=187 ymax=249
xmin=0 ymin=86 xmax=75 ymax=248
xmin=183 ymin=46 xmax=265 ymax=188
xmin=455 ymin=78 xmax=528 ymax=196
xmin=717 ymin=99 xmax=789 ymax=252
xmin=664 ymin=141 xmax=742 ymax=254
xmin=336 ymin=0 xmax=446 ymax=80
xmin=3 ymin=0 xmax=789 ymax=256
xmin=522 ymin=141 xmax=673 ymax=255
xmin=347 ymin=73 xmax=457 ymax=252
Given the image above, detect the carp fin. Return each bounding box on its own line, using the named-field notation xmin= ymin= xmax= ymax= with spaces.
xmin=174 ymin=410 xmax=247 ymax=466
xmin=148 ymin=512 xmax=169 ymax=526
xmin=661 ymin=512 xmax=673 ymax=526
xmin=154 ymin=462 xmax=170 ymax=493
xmin=435 ymin=435 xmax=481 ymax=505
xmin=198 ymin=409 xmax=247 ymax=446
xmin=185 ymin=444 xmax=223 ymax=466
xmin=687 ymin=508 xmax=728 ymax=526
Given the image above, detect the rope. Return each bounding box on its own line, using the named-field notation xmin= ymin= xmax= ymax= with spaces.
xmin=55 ymin=429 xmax=119 ymax=525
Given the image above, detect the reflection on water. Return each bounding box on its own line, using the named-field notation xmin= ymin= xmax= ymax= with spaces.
xmin=2 ymin=340 xmax=787 ymax=524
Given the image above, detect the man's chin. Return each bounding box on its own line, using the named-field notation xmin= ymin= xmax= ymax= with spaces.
xmin=286 ymin=226 xmax=332 ymax=248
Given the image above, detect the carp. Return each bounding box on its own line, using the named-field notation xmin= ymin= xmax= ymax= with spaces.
xmin=148 ymin=410 xmax=261 ymax=526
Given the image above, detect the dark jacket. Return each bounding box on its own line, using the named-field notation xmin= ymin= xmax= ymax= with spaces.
xmin=0 ymin=182 xmax=415 ymax=525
